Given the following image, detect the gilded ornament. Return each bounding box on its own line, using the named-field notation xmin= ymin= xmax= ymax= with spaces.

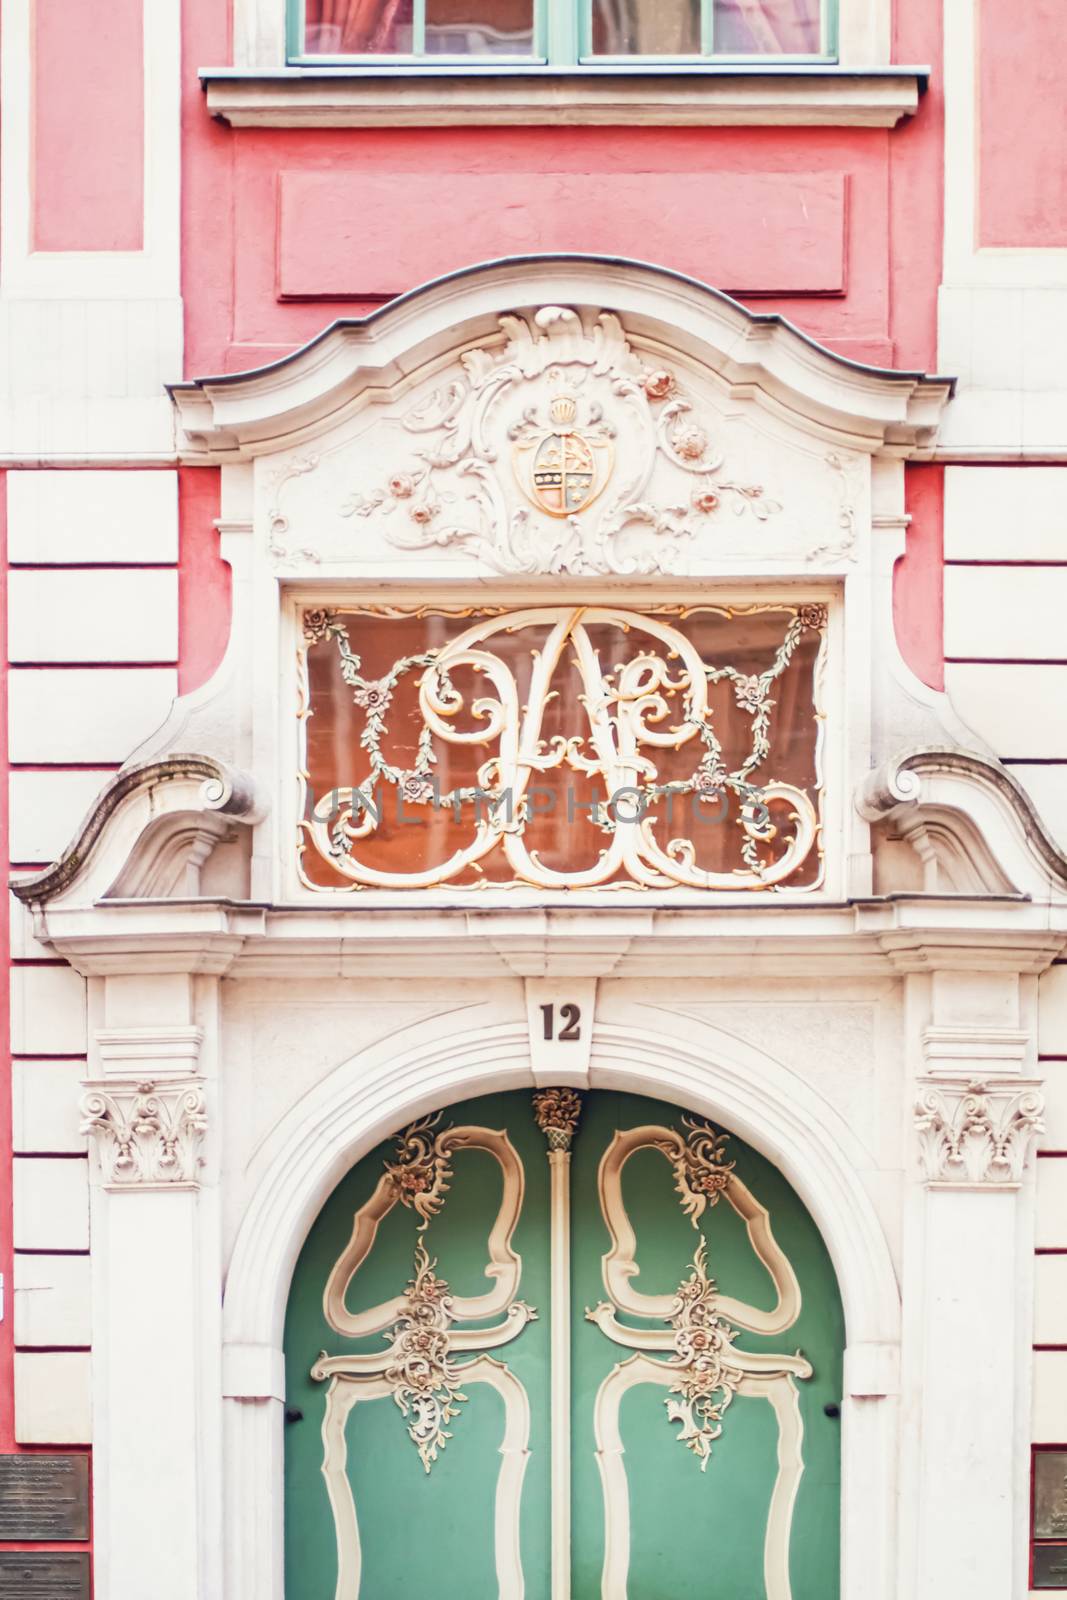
xmin=383 ymin=1113 xmax=453 ymax=1227
xmin=512 ymin=393 xmax=615 ymax=519
xmin=665 ymin=1115 xmax=736 ymax=1225
xmin=664 ymin=1239 xmax=743 ymax=1470
xmin=532 ymin=1087 xmax=584 ymax=1152
xmin=382 ymin=1237 xmax=468 ymax=1473
xmin=299 ymin=603 xmax=826 ymax=894
xmin=797 ymin=603 xmax=828 ymax=631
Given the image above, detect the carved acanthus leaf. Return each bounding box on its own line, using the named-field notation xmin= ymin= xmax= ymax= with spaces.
xmin=80 ymin=1078 xmax=208 ymax=1188
xmin=383 ymin=1112 xmax=454 ymax=1228
xmin=914 ymin=1078 xmax=1045 ymax=1186
xmin=658 ymin=1115 xmax=737 ymax=1224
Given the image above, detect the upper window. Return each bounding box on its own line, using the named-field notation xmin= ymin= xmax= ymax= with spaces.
xmin=292 ymin=0 xmax=834 ymax=64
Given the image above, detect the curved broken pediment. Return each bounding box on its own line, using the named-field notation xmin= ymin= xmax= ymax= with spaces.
xmin=861 ymin=749 xmax=1067 ymax=905
xmin=11 ymin=757 xmax=263 ymax=911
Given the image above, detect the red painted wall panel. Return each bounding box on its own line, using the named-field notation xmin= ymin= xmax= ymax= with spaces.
xmin=278 ymin=169 xmax=848 ymax=301
xmin=33 ymin=0 xmax=145 ymax=252
xmin=178 ymin=468 xmax=232 ymax=696
xmin=896 ymin=464 xmax=944 ymax=693
xmin=979 ymin=0 xmax=1067 ymax=248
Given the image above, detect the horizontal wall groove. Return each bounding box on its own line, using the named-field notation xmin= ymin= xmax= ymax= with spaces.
xmin=13 ymin=1248 xmax=90 ymax=1258
xmin=944 ymin=657 xmax=1067 ymax=667
xmin=13 ymin=1346 xmax=91 ymax=1356
xmin=945 ymin=559 xmax=1067 ymax=568
xmin=12 ymin=1151 xmax=87 ymax=1162
xmin=8 ymin=562 xmax=177 ymax=572
xmin=8 ymin=762 xmax=120 ymax=773
xmin=11 ymin=1055 xmax=87 ymax=1063
xmin=7 ymin=661 xmax=178 ymax=671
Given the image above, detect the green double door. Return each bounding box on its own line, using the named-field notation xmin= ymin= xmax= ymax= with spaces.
xmin=285 ymin=1090 xmax=843 ymax=1599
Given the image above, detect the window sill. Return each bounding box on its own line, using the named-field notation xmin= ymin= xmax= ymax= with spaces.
xmin=200 ymin=64 xmax=928 ymax=129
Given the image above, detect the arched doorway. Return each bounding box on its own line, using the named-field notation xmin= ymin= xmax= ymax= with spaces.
xmin=283 ymin=1088 xmax=843 ymax=1598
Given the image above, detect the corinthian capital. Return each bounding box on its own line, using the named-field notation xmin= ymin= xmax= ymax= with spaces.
xmin=914 ymin=1077 xmax=1044 ymax=1188
xmin=80 ymin=1078 xmax=208 ymax=1190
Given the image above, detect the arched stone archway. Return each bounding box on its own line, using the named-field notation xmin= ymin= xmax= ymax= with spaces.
xmin=222 ymin=1009 xmax=899 ymax=1600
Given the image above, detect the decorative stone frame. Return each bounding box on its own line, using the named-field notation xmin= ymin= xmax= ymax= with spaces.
xmin=15 ymin=254 xmax=1067 ymax=1600
xmin=221 ymin=1010 xmax=901 ymax=1600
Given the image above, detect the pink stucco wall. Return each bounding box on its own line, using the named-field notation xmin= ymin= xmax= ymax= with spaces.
xmin=33 ymin=0 xmax=145 ymax=252
xmin=979 ymin=0 xmax=1067 ymax=248
xmin=181 ymin=0 xmax=945 ymax=380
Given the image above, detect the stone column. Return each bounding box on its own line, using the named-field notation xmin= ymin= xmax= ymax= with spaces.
xmin=81 ymin=991 xmax=222 ymax=1600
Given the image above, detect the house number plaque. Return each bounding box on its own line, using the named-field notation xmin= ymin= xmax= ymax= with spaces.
xmin=0 ymin=1454 xmax=89 ymax=1541
xmin=0 ymin=1552 xmax=90 ymax=1598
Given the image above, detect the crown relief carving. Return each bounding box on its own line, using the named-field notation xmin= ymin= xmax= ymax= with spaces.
xmin=80 ymin=1078 xmax=209 ymax=1189
xmin=914 ymin=1078 xmax=1045 ymax=1188
xmin=328 ymin=305 xmax=793 ymax=578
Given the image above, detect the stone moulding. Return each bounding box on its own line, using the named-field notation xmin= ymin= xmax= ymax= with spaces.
xmin=200 ymin=67 xmax=928 ymax=131
xmin=914 ymin=1077 xmax=1045 ymax=1189
xmin=80 ymin=1077 xmax=209 ymax=1190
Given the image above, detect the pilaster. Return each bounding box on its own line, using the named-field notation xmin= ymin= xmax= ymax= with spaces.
xmin=82 ymin=976 xmax=222 ymax=1600
xmin=902 ymin=959 xmax=1044 ymax=1600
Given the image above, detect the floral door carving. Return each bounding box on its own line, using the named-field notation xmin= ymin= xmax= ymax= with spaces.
xmin=284 ymin=1090 xmax=843 ymax=1598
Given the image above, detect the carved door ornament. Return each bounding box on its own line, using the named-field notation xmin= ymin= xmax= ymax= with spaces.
xmin=307 ymin=1101 xmax=820 ymax=1600
xmin=311 ymin=1112 xmax=535 ymax=1594
xmin=586 ymin=1115 xmax=813 ymax=1598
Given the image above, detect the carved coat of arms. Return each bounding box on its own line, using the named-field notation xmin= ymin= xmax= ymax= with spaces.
xmin=512 ymin=392 xmax=614 ymax=518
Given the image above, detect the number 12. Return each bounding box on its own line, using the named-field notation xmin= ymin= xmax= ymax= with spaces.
xmin=540 ymin=1003 xmax=582 ymax=1042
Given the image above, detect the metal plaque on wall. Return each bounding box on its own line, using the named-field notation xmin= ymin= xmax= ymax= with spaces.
xmin=0 ymin=1454 xmax=89 ymax=1541
xmin=0 ymin=1552 xmax=90 ymax=1598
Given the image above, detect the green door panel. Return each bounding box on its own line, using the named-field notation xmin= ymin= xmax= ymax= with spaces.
xmin=283 ymin=1087 xmax=843 ymax=1599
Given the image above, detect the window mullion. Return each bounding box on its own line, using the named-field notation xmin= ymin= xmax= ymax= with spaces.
xmin=412 ymin=0 xmax=427 ymax=55
xmin=701 ymin=0 xmax=715 ymax=56
xmin=547 ymin=0 xmax=580 ymax=65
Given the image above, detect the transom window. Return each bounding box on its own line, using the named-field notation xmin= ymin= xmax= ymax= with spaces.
xmin=291 ymin=0 xmax=834 ymax=64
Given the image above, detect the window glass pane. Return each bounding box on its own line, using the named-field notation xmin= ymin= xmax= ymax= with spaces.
xmin=304 ymin=0 xmax=534 ymax=55
xmin=590 ymin=0 xmax=701 ymax=56
xmin=714 ymin=0 xmax=821 ymax=54
xmin=425 ymin=0 xmax=535 ymax=55
xmin=305 ymin=0 xmax=414 ymax=54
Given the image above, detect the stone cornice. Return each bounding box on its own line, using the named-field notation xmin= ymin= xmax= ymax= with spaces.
xmin=34 ymin=900 xmax=1067 ymax=980
xmin=201 ymin=65 xmax=927 ymax=132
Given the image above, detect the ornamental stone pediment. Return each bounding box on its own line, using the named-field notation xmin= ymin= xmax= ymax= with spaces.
xmin=258 ymin=304 xmax=866 ymax=577
xmin=172 ymin=257 xmax=953 ymax=582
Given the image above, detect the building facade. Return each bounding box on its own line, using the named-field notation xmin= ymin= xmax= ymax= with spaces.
xmin=2 ymin=1 xmax=1067 ymax=1596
